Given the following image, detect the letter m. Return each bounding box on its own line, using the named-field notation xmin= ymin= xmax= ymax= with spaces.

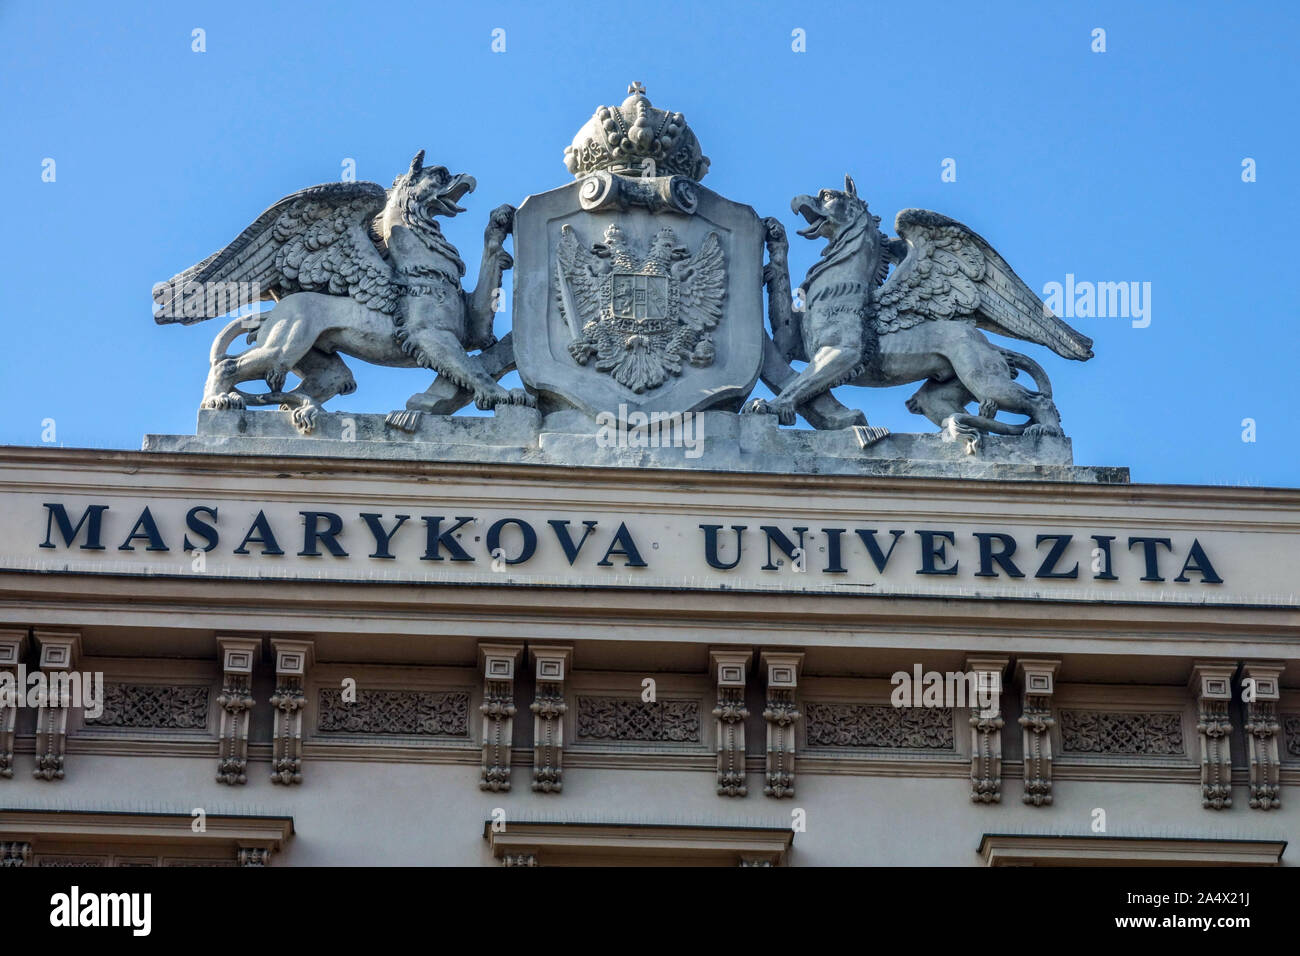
xmin=1097 ymin=281 xmax=1128 ymax=317
xmin=205 ymin=281 xmax=242 ymax=317
xmin=40 ymin=503 xmax=109 ymax=550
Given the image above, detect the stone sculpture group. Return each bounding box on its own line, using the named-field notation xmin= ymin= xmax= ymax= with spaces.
xmin=155 ymin=84 xmax=1094 ymax=456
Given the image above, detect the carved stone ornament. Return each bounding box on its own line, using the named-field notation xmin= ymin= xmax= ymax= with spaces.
xmin=555 ymin=222 xmax=726 ymax=393
xmin=804 ymin=702 xmax=954 ymax=750
xmin=317 ymin=688 xmax=469 ymax=737
xmin=0 ymin=630 xmax=26 ymax=779
xmin=514 ymin=86 xmax=764 ymax=421
xmin=216 ymin=637 xmax=258 ymax=786
xmin=32 ymin=631 xmax=80 ymax=782
xmin=479 ymin=644 xmax=522 ymax=792
xmin=147 ymin=82 xmax=1112 ymax=479
xmin=87 ymin=683 xmax=209 ymax=730
xmin=1242 ymin=662 xmax=1283 ymax=810
xmin=529 ymin=646 xmax=571 ymax=793
xmin=1190 ymin=661 xmax=1235 ymax=810
xmin=269 ymin=639 xmax=313 ymax=786
xmin=1057 ymin=710 xmax=1185 ymax=755
xmin=575 ymin=696 xmax=701 ymax=742
xmin=711 ymin=649 xmax=751 ymax=797
xmin=1016 ymin=659 xmax=1059 ymax=807
xmin=563 ymin=82 xmax=710 ymax=182
xmin=760 ymin=652 xmax=802 ymax=798
xmin=238 ymin=847 xmax=271 ymax=867
xmin=1 ymin=841 xmax=32 ymax=867
xmin=966 ymin=657 xmax=1007 ymax=804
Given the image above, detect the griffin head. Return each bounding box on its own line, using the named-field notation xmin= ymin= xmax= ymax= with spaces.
xmin=391 ymin=149 xmax=477 ymax=221
xmin=791 ymin=174 xmax=878 ymax=241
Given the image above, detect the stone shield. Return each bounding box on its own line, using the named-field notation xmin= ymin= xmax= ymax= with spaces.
xmin=512 ymin=176 xmax=764 ymax=418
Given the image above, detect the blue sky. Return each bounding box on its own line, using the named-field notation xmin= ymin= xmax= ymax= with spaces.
xmin=2 ymin=0 xmax=1296 ymax=486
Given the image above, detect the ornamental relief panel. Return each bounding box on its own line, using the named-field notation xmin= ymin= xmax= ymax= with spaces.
xmin=84 ymin=683 xmax=210 ymax=731
xmin=575 ymin=696 xmax=702 ymax=743
xmin=316 ymin=688 xmax=470 ymax=738
xmin=1281 ymin=714 xmax=1300 ymax=759
xmin=1057 ymin=710 xmax=1185 ymax=756
xmin=803 ymin=701 xmax=956 ymax=751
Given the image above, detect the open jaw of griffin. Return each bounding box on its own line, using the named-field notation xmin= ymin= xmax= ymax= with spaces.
xmin=154 ymin=150 xmax=532 ymax=434
xmin=749 ymin=176 xmax=1094 ymax=450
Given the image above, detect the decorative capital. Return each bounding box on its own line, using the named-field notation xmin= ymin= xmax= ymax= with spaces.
xmin=34 ymin=630 xmax=81 ymax=672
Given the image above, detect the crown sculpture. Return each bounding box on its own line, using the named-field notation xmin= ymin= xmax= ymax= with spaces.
xmin=154 ymin=84 xmax=1095 ymax=466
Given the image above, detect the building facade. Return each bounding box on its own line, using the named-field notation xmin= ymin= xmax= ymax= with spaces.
xmin=0 ymin=443 xmax=1295 ymax=866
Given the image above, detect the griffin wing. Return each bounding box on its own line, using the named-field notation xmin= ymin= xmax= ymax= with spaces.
xmin=875 ymin=209 xmax=1093 ymax=360
xmin=155 ymin=181 xmax=394 ymax=324
xmin=555 ymin=224 xmax=607 ymax=337
xmin=673 ymin=232 xmax=726 ymax=332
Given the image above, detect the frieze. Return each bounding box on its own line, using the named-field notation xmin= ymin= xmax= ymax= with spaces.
xmin=1058 ymin=710 xmax=1185 ymax=756
xmin=84 ymin=683 xmax=209 ymax=730
xmin=804 ymin=702 xmax=955 ymax=750
xmin=317 ymin=688 xmax=470 ymax=738
xmin=1283 ymin=714 xmax=1300 ymax=758
xmin=575 ymin=696 xmax=701 ymax=743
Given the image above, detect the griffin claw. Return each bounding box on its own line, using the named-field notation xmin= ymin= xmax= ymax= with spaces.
xmin=386 ymin=410 xmax=422 ymax=432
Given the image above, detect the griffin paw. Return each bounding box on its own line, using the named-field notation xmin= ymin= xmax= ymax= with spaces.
xmin=502 ymin=387 xmax=536 ymax=408
xmin=762 ymin=217 xmax=787 ymax=247
xmin=201 ymin=392 xmax=245 ymax=411
xmin=1023 ymin=423 xmax=1063 ymax=439
xmin=743 ymin=398 xmax=796 ymax=426
xmin=290 ymin=403 xmax=320 ymax=435
xmin=488 ymin=204 xmax=516 ymax=234
xmin=386 ymin=409 xmax=422 ymax=432
xmin=265 ymin=365 xmax=290 ymax=393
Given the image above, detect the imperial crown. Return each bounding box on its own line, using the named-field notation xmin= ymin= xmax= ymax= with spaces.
xmin=564 ymin=82 xmax=711 ymax=182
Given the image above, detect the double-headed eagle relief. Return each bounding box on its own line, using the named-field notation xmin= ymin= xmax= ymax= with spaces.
xmin=157 ymin=83 xmax=1095 ymax=452
xmin=556 ymin=223 xmax=726 ymax=393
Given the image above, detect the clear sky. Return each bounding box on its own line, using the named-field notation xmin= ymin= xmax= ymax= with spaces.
xmin=2 ymin=0 xmax=1296 ymax=486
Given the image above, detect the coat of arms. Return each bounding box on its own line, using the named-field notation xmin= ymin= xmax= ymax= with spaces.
xmin=511 ymin=86 xmax=765 ymax=419
xmin=555 ymin=223 xmax=726 ymax=393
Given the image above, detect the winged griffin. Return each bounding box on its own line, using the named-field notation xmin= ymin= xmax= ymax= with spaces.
xmin=748 ymin=176 xmax=1093 ymax=449
xmin=154 ymin=151 xmax=531 ymax=433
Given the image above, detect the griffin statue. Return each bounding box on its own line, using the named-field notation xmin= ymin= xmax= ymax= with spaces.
xmin=154 ymin=150 xmax=530 ymax=433
xmin=748 ymin=176 xmax=1094 ymax=450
